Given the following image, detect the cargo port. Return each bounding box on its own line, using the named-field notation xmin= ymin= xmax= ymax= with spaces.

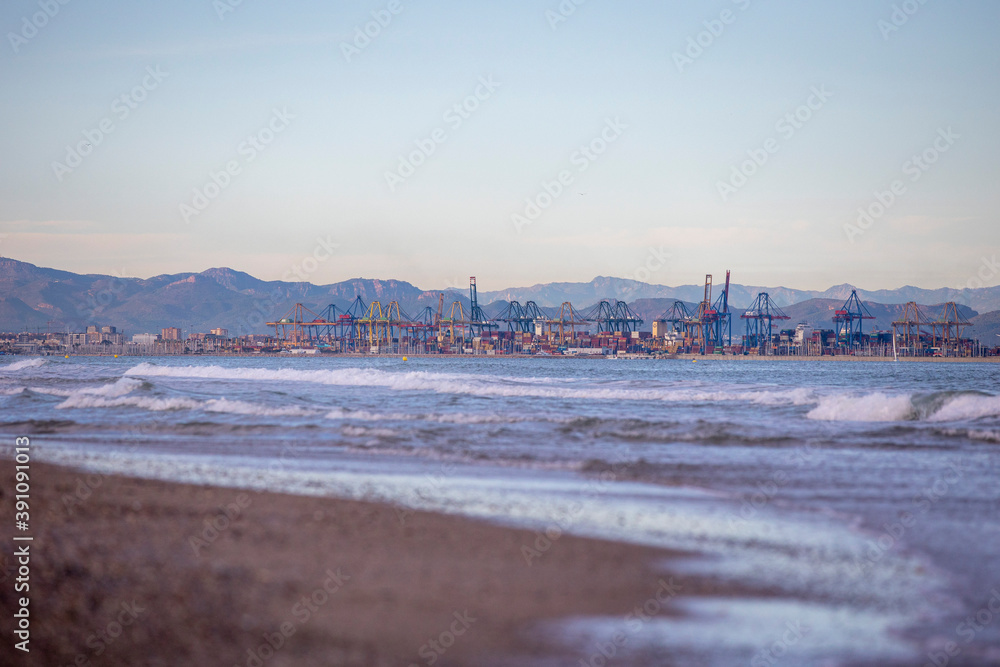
xmin=255 ymin=273 xmax=981 ymax=358
xmin=4 ymin=273 xmax=989 ymax=359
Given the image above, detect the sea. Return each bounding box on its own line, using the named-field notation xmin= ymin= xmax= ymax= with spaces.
xmin=2 ymin=355 xmax=999 ymax=666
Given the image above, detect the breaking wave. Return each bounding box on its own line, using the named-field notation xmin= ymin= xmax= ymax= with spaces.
xmin=937 ymin=428 xmax=1000 ymax=443
xmin=808 ymin=390 xmax=1000 ymax=423
xmin=53 ymin=376 xmax=316 ymax=416
xmin=0 ymin=358 xmax=47 ymax=372
xmin=125 ymin=362 xmax=815 ymax=406
xmin=324 ymin=407 xmax=517 ymax=424
xmin=202 ymin=398 xmax=317 ymax=417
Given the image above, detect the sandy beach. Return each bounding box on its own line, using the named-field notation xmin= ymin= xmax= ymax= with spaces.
xmin=1 ymin=462 xmax=696 ymax=666
xmin=4 ymin=356 xmax=999 ymax=664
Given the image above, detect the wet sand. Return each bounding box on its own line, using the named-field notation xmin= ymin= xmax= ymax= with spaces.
xmin=0 ymin=462 xmax=694 ymax=666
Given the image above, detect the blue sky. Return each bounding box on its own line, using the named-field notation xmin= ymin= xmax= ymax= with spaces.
xmin=1 ymin=0 xmax=997 ymax=291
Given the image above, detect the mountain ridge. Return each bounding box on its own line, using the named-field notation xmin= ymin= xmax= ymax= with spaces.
xmin=2 ymin=257 xmax=999 ymax=337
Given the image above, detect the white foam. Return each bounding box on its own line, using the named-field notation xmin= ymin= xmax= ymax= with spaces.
xmin=808 ymin=391 xmax=1000 ymax=423
xmin=0 ymin=386 xmax=26 ymax=396
xmin=938 ymin=427 xmax=1000 ymax=443
xmin=551 ymin=597 xmax=918 ymax=666
xmin=50 ymin=376 xmax=317 ymax=416
xmin=90 ymin=377 xmax=144 ymax=397
xmin=125 ymin=362 xmax=815 ymax=406
xmin=428 ymin=412 xmax=513 ymax=424
xmin=324 ymin=407 xmax=515 ymax=424
xmin=31 ymin=445 xmax=945 ymax=620
xmin=57 ymin=393 xmax=201 ymax=411
xmin=49 ymin=377 xmax=145 ymax=404
xmin=964 ymin=429 xmax=1000 ymax=443
xmin=0 ymin=358 xmax=47 ymax=372
xmin=325 ymin=407 xmax=410 ymax=421
xmin=340 ymin=425 xmax=397 ymax=437
xmin=28 ymin=386 xmax=76 ymax=397
xmin=807 ymin=393 xmax=914 ymax=422
xmin=203 ymin=397 xmax=317 ymax=417
xmin=927 ymin=393 xmax=1000 ymax=422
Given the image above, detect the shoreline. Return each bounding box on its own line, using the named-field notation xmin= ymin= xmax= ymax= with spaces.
xmin=5 ymin=352 xmax=999 ymax=363
xmin=0 ymin=461 xmax=698 ymax=666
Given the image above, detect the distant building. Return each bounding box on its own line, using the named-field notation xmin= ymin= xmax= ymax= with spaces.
xmin=651 ymin=321 xmax=667 ymax=338
xmin=132 ymin=333 xmax=160 ymax=345
xmin=101 ymin=332 xmax=125 ymax=345
xmin=101 ymin=325 xmax=117 ymax=334
xmin=210 ymin=327 xmax=229 ymax=338
xmin=162 ymin=327 xmax=182 ymax=340
xmin=794 ymin=323 xmax=812 ymax=346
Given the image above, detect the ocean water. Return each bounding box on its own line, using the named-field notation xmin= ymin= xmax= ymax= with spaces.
xmin=2 ymin=355 xmax=1000 ymax=666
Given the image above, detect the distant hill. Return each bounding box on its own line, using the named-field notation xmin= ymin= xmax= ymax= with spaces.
xmin=967 ymin=310 xmax=1000 ymax=343
xmin=624 ymin=298 xmax=701 ymax=326
xmin=0 ymin=257 xmax=449 ymax=337
xmin=630 ymin=297 xmax=981 ymax=337
xmin=2 ymin=256 xmax=998 ymax=339
xmin=479 ymin=276 xmax=1000 ymax=312
xmin=781 ymin=299 xmax=978 ymax=332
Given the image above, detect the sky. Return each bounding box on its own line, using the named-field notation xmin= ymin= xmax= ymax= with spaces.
xmin=1 ymin=0 xmax=998 ymax=293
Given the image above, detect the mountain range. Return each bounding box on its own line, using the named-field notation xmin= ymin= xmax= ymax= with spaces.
xmin=2 ymin=257 xmax=998 ymax=342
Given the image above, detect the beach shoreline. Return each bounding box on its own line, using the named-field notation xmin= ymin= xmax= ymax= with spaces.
xmin=5 ymin=352 xmax=999 ymax=363
xmin=0 ymin=461 xmax=696 ymax=667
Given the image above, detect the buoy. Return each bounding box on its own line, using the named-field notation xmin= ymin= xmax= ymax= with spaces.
xmin=64 ymin=355 xmax=69 ymax=358
xmin=114 ymin=354 xmax=118 ymax=358
xmin=402 ymin=356 xmax=408 ymax=361
xmin=692 ymin=359 xmax=697 ymax=363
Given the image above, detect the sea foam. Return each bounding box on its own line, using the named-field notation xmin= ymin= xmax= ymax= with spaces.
xmin=125 ymin=362 xmax=815 ymax=406
xmin=0 ymin=358 xmax=47 ymax=372
xmin=808 ymin=390 xmax=1000 ymax=423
